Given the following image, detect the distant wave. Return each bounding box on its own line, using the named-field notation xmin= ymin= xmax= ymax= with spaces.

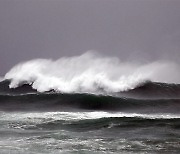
xmin=4 ymin=52 xmax=180 ymax=94
xmin=0 ymin=86 xmax=180 ymax=113
xmin=1 ymin=79 xmax=180 ymax=99
xmin=0 ymin=79 xmax=180 ymax=114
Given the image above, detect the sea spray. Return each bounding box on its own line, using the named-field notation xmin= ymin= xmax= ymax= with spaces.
xmin=0 ymin=77 xmax=4 ymax=82
xmin=4 ymin=51 xmax=180 ymax=93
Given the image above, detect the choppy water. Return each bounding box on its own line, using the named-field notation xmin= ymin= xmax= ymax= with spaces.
xmin=0 ymin=80 xmax=180 ymax=153
xmin=0 ymin=111 xmax=180 ymax=154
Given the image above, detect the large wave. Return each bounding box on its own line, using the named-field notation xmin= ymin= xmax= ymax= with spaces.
xmin=4 ymin=51 xmax=180 ymax=93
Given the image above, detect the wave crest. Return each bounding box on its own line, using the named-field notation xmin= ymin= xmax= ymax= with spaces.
xmin=4 ymin=52 xmax=179 ymax=93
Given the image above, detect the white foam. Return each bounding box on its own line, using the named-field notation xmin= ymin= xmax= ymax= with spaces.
xmin=0 ymin=111 xmax=179 ymax=122
xmin=4 ymin=51 xmax=180 ymax=93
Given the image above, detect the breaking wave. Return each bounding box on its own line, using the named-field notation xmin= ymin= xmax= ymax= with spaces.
xmin=4 ymin=51 xmax=180 ymax=94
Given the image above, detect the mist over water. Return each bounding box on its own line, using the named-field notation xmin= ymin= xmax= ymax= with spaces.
xmin=4 ymin=51 xmax=180 ymax=93
xmin=0 ymin=77 xmax=3 ymax=82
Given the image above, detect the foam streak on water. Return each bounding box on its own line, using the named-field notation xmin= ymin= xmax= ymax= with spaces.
xmin=0 ymin=111 xmax=180 ymax=122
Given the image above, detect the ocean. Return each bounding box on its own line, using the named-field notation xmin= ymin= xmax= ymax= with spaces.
xmin=0 ymin=53 xmax=180 ymax=153
xmin=0 ymin=80 xmax=180 ymax=154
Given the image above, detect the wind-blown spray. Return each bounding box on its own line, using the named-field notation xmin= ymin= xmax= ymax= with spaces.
xmin=4 ymin=51 xmax=180 ymax=93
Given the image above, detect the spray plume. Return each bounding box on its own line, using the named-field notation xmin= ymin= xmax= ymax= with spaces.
xmin=4 ymin=52 xmax=180 ymax=93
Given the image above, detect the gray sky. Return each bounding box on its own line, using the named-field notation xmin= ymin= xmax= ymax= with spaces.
xmin=0 ymin=0 xmax=180 ymax=75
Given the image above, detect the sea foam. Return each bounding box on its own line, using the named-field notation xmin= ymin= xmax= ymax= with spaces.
xmin=4 ymin=51 xmax=180 ymax=93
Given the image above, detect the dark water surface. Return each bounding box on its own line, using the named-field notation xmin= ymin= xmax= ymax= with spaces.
xmin=0 ymin=80 xmax=180 ymax=154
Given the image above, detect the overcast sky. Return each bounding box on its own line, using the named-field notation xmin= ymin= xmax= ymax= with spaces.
xmin=0 ymin=0 xmax=180 ymax=75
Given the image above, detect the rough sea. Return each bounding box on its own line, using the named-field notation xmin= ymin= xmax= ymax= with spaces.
xmin=0 ymin=53 xmax=180 ymax=153
xmin=0 ymin=80 xmax=180 ymax=154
